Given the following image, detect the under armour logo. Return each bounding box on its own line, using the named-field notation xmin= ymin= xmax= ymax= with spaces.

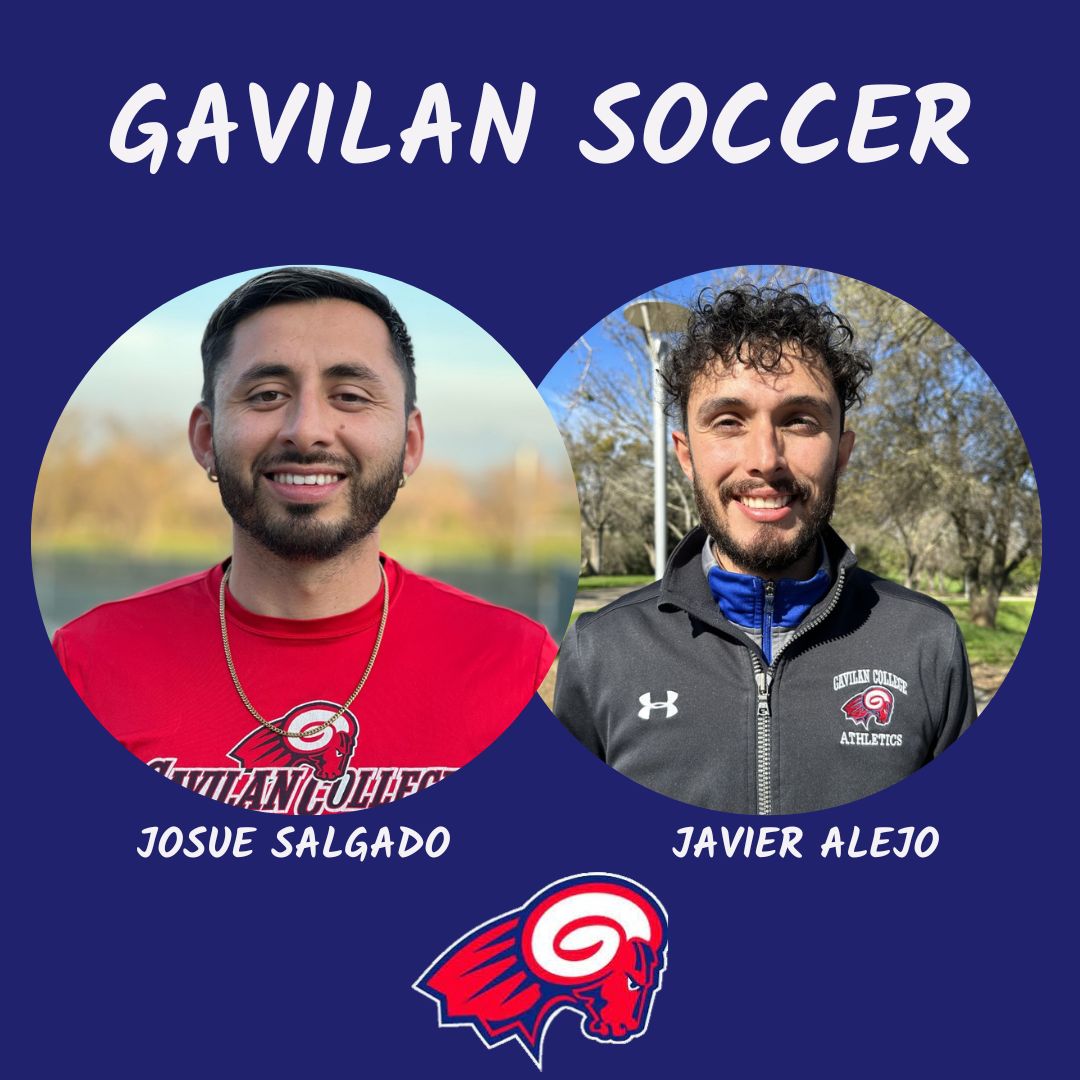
xmin=638 ymin=691 xmax=679 ymax=719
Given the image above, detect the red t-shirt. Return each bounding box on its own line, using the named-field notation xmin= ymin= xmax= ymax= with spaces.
xmin=53 ymin=557 xmax=557 ymax=814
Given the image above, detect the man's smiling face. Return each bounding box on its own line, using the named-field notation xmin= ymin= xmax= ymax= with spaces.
xmin=190 ymin=297 xmax=423 ymax=561
xmin=672 ymin=347 xmax=854 ymax=580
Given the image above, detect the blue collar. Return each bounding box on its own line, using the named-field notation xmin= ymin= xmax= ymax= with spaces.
xmin=704 ymin=542 xmax=832 ymax=661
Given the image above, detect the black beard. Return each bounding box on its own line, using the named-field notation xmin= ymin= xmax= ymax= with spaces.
xmin=214 ymin=444 xmax=405 ymax=562
xmin=693 ymin=471 xmax=839 ymax=577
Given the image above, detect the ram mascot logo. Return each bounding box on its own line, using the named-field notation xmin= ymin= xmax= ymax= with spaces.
xmin=414 ymin=873 xmax=668 ymax=1069
xmin=841 ymin=686 xmax=895 ymax=729
xmin=228 ymin=701 xmax=358 ymax=781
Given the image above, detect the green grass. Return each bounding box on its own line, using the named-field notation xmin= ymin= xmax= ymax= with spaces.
xmin=940 ymin=598 xmax=1034 ymax=666
xmin=578 ymin=575 xmax=655 ymax=589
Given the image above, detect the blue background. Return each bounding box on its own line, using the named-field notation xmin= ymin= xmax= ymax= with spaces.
xmin=12 ymin=5 xmax=1067 ymax=1076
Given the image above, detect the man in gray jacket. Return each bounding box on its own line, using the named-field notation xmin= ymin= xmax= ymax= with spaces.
xmin=554 ymin=285 xmax=975 ymax=814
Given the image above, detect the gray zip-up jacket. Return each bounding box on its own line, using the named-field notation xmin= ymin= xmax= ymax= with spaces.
xmin=554 ymin=526 xmax=976 ymax=814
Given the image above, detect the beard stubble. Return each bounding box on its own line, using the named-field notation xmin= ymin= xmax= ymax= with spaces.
xmin=214 ymin=442 xmax=406 ymax=562
xmin=692 ymin=467 xmax=840 ymax=577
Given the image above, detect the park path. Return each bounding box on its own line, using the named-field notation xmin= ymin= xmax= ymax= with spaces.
xmin=573 ymin=584 xmax=647 ymax=614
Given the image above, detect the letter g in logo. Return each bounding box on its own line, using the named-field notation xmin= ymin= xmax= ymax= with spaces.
xmin=638 ymin=691 xmax=679 ymax=720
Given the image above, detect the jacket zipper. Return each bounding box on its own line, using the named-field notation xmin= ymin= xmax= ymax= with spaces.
xmin=751 ymin=568 xmax=847 ymax=816
xmin=761 ymin=580 xmax=775 ymax=664
xmin=752 ymin=653 xmax=771 ymax=815
xmin=755 ymin=582 xmax=776 ymax=814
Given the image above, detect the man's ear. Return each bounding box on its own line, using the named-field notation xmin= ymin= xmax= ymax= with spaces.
xmin=837 ymin=428 xmax=855 ymax=475
xmin=402 ymin=409 xmax=425 ymax=480
xmin=672 ymin=429 xmax=695 ymax=482
xmin=189 ymin=403 xmax=215 ymax=473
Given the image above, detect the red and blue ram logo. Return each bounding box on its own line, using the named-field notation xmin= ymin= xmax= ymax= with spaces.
xmin=228 ymin=701 xmax=358 ymax=781
xmin=841 ymin=686 xmax=895 ymax=728
xmin=414 ymin=873 xmax=668 ymax=1069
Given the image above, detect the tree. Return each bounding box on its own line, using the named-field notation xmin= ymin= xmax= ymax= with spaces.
xmin=566 ymin=427 xmax=621 ymax=574
xmin=558 ymin=331 xmax=695 ymax=573
xmin=835 ymin=278 xmax=1040 ymax=627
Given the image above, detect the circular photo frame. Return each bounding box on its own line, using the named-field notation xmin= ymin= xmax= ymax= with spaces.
xmin=34 ymin=264 xmax=581 ymax=814
xmin=542 ymin=264 xmax=1039 ymax=814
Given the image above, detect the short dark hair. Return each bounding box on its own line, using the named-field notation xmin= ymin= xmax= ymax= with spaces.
xmin=663 ymin=284 xmax=871 ymax=427
xmin=200 ymin=266 xmax=417 ymax=413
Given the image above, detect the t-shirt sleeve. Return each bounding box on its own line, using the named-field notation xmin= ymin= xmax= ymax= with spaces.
xmin=52 ymin=627 xmax=83 ymax=697
xmin=552 ymin=620 xmax=605 ymax=759
xmin=932 ymin=621 xmax=977 ymax=757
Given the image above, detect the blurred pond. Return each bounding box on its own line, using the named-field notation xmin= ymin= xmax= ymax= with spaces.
xmin=34 ymin=553 xmax=577 ymax=641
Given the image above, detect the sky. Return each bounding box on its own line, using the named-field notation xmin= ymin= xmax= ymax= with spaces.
xmin=60 ymin=265 xmax=569 ymax=475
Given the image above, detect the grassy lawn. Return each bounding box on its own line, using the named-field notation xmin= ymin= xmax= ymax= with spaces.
xmin=940 ymin=597 xmax=1034 ymax=667
xmin=578 ymin=575 xmax=655 ymax=589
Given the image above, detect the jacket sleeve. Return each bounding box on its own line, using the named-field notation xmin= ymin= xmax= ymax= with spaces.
xmin=552 ymin=620 xmax=606 ymax=760
xmin=932 ymin=621 xmax=977 ymax=757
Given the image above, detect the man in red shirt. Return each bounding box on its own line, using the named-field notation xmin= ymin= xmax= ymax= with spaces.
xmin=54 ymin=267 xmax=557 ymax=814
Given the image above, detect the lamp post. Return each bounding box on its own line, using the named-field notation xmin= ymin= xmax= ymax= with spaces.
xmin=623 ymin=299 xmax=689 ymax=576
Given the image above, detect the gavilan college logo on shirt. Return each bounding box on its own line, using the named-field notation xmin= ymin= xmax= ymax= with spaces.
xmin=231 ymin=701 xmax=359 ymax=779
xmin=148 ymin=700 xmax=457 ymax=812
xmin=414 ymin=873 xmax=669 ymax=1070
xmin=833 ymin=668 xmax=908 ymax=747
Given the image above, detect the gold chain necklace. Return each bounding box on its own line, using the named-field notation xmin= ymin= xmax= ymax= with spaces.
xmin=218 ymin=562 xmax=389 ymax=739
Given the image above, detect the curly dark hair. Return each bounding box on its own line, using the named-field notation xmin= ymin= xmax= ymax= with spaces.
xmin=662 ymin=284 xmax=872 ymax=427
xmin=201 ymin=266 xmax=416 ymax=414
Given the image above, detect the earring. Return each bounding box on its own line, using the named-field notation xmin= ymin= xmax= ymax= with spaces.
xmin=398 ymin=474 xmax=407 ymax=489
xmin=207 ymin=465 xmax=219 ymax=483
